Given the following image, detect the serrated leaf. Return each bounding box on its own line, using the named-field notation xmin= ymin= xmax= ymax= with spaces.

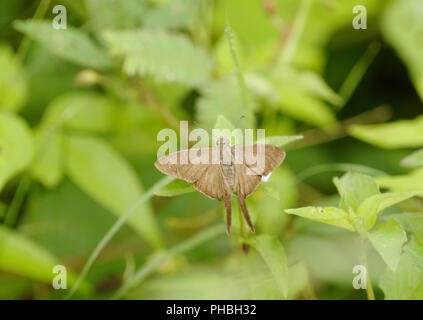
xmin=401 ymin=149 xmax=423 ymax=168
xmin=103 ymin=29 xmax=212 ymax=87
xmin=382 ymin=0 xmax=423 ymax=101
xmin=257 ymin=135 xmax=303 ymax=147
xmin=85 ymin=0 xmax=146 ymax=30
xmin=144 ymin=0 xmax=201 ymax=29
xmin=14 ymin=20 xmax=115 ymax=70
xmin=333 ymin=172 xmax=380 ymax=213
xmin=357 ymin=191 xmax=423 ymax=229
xmin=368 ymin=218 xmax=407 ymax=271
xmin=154 ymin=179 xmax=194 ymax=197
xmin=285 ymin=206 xmax=354 ymax=231
xmin=196 ymin=78 xmax=255 ymax=130
xmin=0 ymin=112 xmax=34 ymax=191
xmin=0 ymin=45 xmax=27 ymax=111
xmin=64 ymin=134 xmax=163 ymax=248
xmin=349 ymin=116 xmax=423 ymax=149
xmin=250 ymin=234 xmax=289 ymax=299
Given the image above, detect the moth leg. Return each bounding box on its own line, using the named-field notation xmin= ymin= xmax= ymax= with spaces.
xmin=237 ymin=190 xmax=255 ymax=233
xmin=224 ymin=195 xmax=232 ymax=236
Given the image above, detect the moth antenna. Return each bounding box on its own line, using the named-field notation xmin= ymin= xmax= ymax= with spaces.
xmin=234 ymin=114 xmax=246 ymax=128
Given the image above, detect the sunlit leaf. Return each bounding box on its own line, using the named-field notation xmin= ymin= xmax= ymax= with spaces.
xmin=357 ymin=191 xmax=423 ymax=229
xmin=257 ymin=135 xmax=304 ymax=147
xmin=368 ymin=218 xmax=407 ymax=271
xmin=349 ymin=116 xmax=423 ymax=149
xmin=0 ymin=45 xmax=27 ymax=111
xmin=377 ymin=169 xmax=423 ymax=192
xmin=333 ymin=172 xmax=379 ymax=213
xmin=0 ymin=112 xmax=34 ymax=191
xmin=285 ymin=206 xmax=354 ymax=231
xmin=401 ymin=149 xmax=423 ymax=168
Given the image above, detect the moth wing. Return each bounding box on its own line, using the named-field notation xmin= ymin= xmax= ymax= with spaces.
xmin=232 ymin=144 xmax=285 ymax=197
xmin=155 ymin=148 xmax=230 ymax=201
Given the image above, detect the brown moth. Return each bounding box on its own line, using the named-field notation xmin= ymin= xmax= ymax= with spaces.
xmin=155 ymin=137 xmax=285 ymax=235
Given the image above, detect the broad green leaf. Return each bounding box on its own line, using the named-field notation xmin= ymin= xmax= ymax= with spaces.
xmin=154 ymin=179 xmax=195 ymax=197
xmin=14 ymin=20 xmax=115 ymax=70
xmin=357 ymin=191 xmax=423 ymax=229
xmin=250 ymin=234 xmax=289 ymax=299
xmin=401 ymin=149 xmax=423 ymax=168
xmin=64 ymin=134 xmax=163 ymax=248
xmin=405 ymin=236 xmax=423 ymax=270
xmin=30 ymin=129 xmax=64 ymax=188
xmin=382 ymin=0 xmax=423 ymax=101
xmin=213 ymin=114 xmax=234 ymax=131
xmin=377 ymin=169 xmax=423 ymax=192
xmin=380 ymin=252 xmax=423 ymax=300
xmin=196 ymin=78 xmax=255 ymax=130
xmin=333 ymin=172 xmax=380 ymax=213
xmin=0 ymin=225 xmax=87 ymax=291
xmin=257 ymin=135 xmax=304 ymax=147
xmin=42 ymin=91 xmax=116 ymax=133
xmin=85 ymin=0 xmax=146 ymax=30
xmin=0 ymin=45 xmax=27 ymax=111
xmin=368 ymin=218 xmax=407 ymax=271
xmin=349 ymin=116 xmax=423 ymax=149
xmin=277 ymin=87 xmax=337 ymax=127
xmin=0 ymin=112 xmax=34 ymax=191
xmin=392 ymin=213 xmax=423 ymax=241
xmin=103 ymin=29 xmax=212 ymax=87
xmin=285 ymin=206 xmax=354 ymax=231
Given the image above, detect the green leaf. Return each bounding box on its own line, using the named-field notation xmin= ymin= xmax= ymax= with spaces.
xmin=250 ymin=234 xmax=289 ymax=299
xmin=333 ymin=172 xmax=380 ymax=213
xmin=14 ymin=20 xmax=115 ymax=70
xmin=0 ymin=45 xmax=27 ymax=111
xmin=85 ymin=0 xmax=146 ymax=30
xmin=392 ymin=213 xmax=423 ymax=241
xmin=42 ymin=91 xmax=116 ymax=133
xmin=382 ymin=0 xmax=423 ymax=101
xmin=377 ymin=169 xmax=423 ymax=192
xmin=196 ymin=78 xmax=255 ymax=130
xmin=368 ymin=218 xmax=407 ymax=271
xmin=277 ymin=87 xmax=337 ymax=127
xmin=357 ymin=191 xmax=423 ymax=229
xmin=256 ymin=182 xmax=280 ymax=201
xmin=406 ymin=236 xmax=423 ymax=270
xmin=257 ymin=135 xmax=304 ymax=147
xmin=144 ymin=0 xmax=201 ymax=29
xmin=380 ymin=251 xmax=423 ymax=299
xmin=64 ymin=134 xmax=163 ymax=248
xmin=0 ymin=225 xmax=88 ymax=292
xmin=30 ymin=129 xmax=64 ymax=188
xmin=154 ymin=179 xmax=195 ymax=197
xmin=349 ymin=116 xmax=423 ymax=149
xmin=0 ymin=112 xmax=34 ymax=191
xmin=285 ymin=206 xmax=354 ymax=231
xmin=103 ymin=29 xmax=212 ymax=87
xmin=401 ymin=148 xmax=423 ymax=168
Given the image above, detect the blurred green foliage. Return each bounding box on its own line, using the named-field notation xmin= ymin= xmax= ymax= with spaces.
xmin=0 ymin=0 xmax=422 ymax=300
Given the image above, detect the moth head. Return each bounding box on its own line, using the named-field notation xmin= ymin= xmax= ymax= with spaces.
xmin=216 ymin=137 xmax=230 ymax=147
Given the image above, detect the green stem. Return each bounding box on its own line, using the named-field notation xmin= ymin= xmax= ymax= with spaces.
xmin=225 ymin=17 xmax=253 ymax=118
xmin=64 ymin=176 xmax=174 ymax=299
xmin=4 ymin=175 xmax=31 ymax=227
xmin=359 ymin=237 xmax=375 ymax=300
xmin=111 ymin=224 xmax=226 ymax=299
